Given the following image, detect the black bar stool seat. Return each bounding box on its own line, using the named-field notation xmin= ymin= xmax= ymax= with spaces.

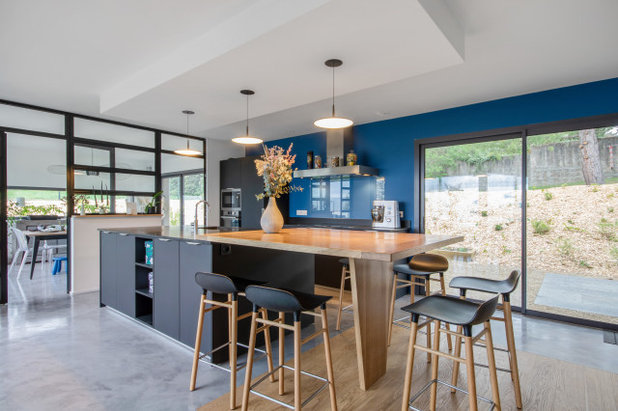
xmin=401 ymin=294 xmax=502 ymax=411
xmin=194 ymin=271 xmax=266 ymax=295
xmin=242 ymin=285 xmax=338 ymax=410
xmin=402 ymin=295 xmax=497 ymax=328
xmin=449 ymin=270 xmax=519 ymax=296
xmin=393 ymin=263 xmax=440 ymax=277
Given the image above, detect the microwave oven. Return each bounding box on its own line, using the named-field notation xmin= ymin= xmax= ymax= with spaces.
xmin=221 ymin=188 xmax=241 ymax=211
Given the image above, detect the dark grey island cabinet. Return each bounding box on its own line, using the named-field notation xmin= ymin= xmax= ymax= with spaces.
xmin=100 ymin=231 xmax=135 ymax=317
xmin=153 ymin=238 xmax=180 ymax=339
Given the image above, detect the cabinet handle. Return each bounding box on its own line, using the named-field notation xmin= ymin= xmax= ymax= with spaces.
xmin=102 ymin=231 xmax=111 ymax=234
xmin=119 ymin=233 xmax=128 ymax=236
xmin=158 ymin=238 xmax=171 ymax=242
xmin=186 ymin=241 xmax=201 ymax=245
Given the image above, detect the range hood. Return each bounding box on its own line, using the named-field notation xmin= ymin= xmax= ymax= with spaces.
xmin=293 ymin=129 xmax=379 ymax=179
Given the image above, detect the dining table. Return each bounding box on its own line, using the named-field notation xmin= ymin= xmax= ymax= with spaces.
xmin=24 ymin=230 xmax=68 ymax=279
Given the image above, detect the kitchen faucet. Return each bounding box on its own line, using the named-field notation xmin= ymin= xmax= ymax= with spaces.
xmin=194 ymin=200 xmax=209 ymax=232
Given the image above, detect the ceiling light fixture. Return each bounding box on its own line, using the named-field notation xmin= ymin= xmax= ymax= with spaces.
xmin=174 ymin=110 xmax=202 ymax=156
xmin=232 ymin=89 xmax=263 ymax=145
xmin=232 ymin=90 xmax=263 ymax=145
xmin=314 ymin=59 xmax=353 ymax=129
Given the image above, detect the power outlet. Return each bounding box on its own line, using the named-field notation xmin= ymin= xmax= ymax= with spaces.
xmin=296 ymin=209 xmax=308 ymax=216
xmin=399 ymin=210 xmax=404 ymax=218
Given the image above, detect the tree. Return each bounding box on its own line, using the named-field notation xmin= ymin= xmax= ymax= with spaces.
xmin=579 ymin=129 xmax=604 ymax=185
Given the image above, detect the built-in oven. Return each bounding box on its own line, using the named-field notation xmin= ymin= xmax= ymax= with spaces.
xmin=220 ymin=210 xmax=241 ymax=228
xmin=221 ymin=188 xmax=241 ymax=211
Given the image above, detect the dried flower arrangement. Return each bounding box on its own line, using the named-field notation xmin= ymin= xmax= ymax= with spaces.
xmin=254 ymin=143 xmax=303 ymax=200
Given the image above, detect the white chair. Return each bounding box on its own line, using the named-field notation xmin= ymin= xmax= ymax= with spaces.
xmin=42 ymin=241 xmax=67 ymax=271
xmin=9 ymin=227 xmax=33 ymax=279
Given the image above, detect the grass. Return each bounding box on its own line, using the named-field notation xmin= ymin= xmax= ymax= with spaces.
xmin=494 ymin=224 xmax=503 ymax=231
xmin=611 ymin=246 xmax=618 ymax=260
xmin=531 ymin=219 xmax=551 ymax=234
xmin=598 ymin=218 xmax=618 ymax=241
xmin=556 ymin=237 xmax=574 ymax=257
xmin=544 ymin=191 xmax=553 ymax=201
xmin=7 ymin=189 xmax=65 ymax=201
xmin=579 ymin=260 xmax=593 ymax=269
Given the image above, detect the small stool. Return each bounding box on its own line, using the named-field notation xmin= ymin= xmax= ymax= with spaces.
xmin=242 ymin=285 xmax=337 ymax=411
xmin=189 ymin=272 xmax=275 ymax=410
xmin=335 ymin=258 xmax=352 ymax=331
xmin=401 ymin=294 xmax=501 ymax=411
xmin=389 ymin=254 xmax=452 ymax=353
xmin=51 ymin=256 xmax=67 ymax=275
xmin=449 ymin=270 xmax=522 ymax=409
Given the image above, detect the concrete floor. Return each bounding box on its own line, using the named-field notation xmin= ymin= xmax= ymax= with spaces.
xmin=2 ymin=265 xmax=618 ymax=410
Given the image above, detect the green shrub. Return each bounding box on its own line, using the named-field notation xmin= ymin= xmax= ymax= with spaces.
xmin=598 ymin=218 xmax=618 ymax=241
xmin=494 ymin=224 xmax=503 ymax=231
xmin=544 ymin=191 xmax=553 ymax=201
xmin=556 ymin=238 xmax=573 ymax=256
xmin=481 ymin=210 xmax=488 ymax=217
xmin=531 ymin=219 xmax=550 ymax=234
xmin=591 ymin=184 xmax=600 ymax=193
xmin=608 ymin=207 xmax=614 ymax=213
xmin=610 ymin=246 xmax=618 ymax=260
xmin=578 ymin=260 xmax=593 ymax=269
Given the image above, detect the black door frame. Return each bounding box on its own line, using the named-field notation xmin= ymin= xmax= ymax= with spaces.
xmin=414 ymin=112 xmax=618 ymax=331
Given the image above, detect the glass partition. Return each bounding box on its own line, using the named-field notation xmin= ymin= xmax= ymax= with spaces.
xmin=74 ymin=118 xmax=155 ymax=148
xmin=0 ymin=103 xmax=64 ymax=135
xmin=7 ymin=133 xmax=66 ymax=189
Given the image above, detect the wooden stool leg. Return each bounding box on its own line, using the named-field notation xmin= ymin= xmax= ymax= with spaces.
xmin=336 ymin=266 xmax=347 ymax=331
xmin=464 ymin=335 xmax=478 ymax=411
xmin=190 ymin=294 xmax=206 ymax=391
xmin=425 ymin=278 xmax=432 ymax=363
xmin=429 ymin=320 xmax=441 ymax=411
xmin=401 ymin=320 xmax=419 ymax=411
xmin=439 ymin=273 xmax=453 ymax=352
xmin=229 ymin=297 xmax=238 ymax=409
xmin=321 ymin=307 xmax=338 ymax=410
xmin=388 ymin=274 xmax=397 ymax=346
xmin=293 ymin=318 xmax=302 ymax=411
xmin=503 ymin=300 xmax=523 ymax=408
xmin=484 ymin=321 xmax=502 ymax=411
xmin=241 ymin=311 xmax=259 ymax=411
xmin=450 ymin=325 xmax=463 ymax=393
xmin=278 ymin=312 xmax=285 ymax=395
xmin=260 ymin=308 xmax=276 ymax=383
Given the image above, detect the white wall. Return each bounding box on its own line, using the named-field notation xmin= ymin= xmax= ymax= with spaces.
xmin=205 ymin=138 xmax=244 ymax=226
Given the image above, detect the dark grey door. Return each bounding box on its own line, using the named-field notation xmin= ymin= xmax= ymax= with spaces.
xmin=179 ymin=241 xmax=213 ymax=347
xmin=100 ymin=231 xmax=117 ymax=308
xmin=115 ymin=233 xmax=135 ymax=316
xmin=153 ymin=238 xmax=180 ymax=339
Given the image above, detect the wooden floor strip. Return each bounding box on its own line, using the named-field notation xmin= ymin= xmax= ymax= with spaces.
xmin=200 ymin=322 xmax=618 ymax=410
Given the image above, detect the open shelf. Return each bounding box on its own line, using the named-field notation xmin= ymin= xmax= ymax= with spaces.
xmin=136 ymin=313 xmax=153 ymax=325
xmin=135 ymin=288 xmax=153 ymax=299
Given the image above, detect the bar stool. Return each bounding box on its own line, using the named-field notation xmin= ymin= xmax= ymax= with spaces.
xmin=449 ymin=270 xmax=522 ymax=409
xmin=242 ymin=285 xmax=337 ymax=411
xmin=335 ymin=258 xmax=352 ymax=331
xmin=401 ymin=294 xmax=501 ymax=411
xmin=389 ymin=253 xmax=452 ymax=353
xmin=190 ymin=272 xmax=275 ymax=410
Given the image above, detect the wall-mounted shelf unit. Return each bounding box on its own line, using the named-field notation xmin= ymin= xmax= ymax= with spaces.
xmin=293 ymin=164 xmax=378 ymax=179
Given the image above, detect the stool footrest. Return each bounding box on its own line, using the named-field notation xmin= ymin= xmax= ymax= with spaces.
xmin=198 ymin=342 xmax=268 ymax=373
xmin=248 ymin=364 xmax=330 ymax=410
xmin=407 ymin=379 xmax=495 ymax=411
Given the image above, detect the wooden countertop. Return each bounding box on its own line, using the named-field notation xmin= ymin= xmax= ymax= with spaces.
xmin=201 ymin=228 xmax=462 ymax=262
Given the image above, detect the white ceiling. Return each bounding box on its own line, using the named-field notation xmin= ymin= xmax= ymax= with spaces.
xmin=1 ymin=0 xmax=618 ymax=142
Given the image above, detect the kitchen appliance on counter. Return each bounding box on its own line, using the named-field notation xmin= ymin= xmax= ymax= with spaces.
xmin=221 ymin=188 xmax=241 ymax=211
xmin=371 ymin=200 xmax=400 ymax=229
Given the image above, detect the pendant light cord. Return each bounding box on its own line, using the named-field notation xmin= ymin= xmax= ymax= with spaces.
xmin=332 ymin=65 xmax=336 ymax=117
xmin=246 ymin=94 xmax=250 ymax=136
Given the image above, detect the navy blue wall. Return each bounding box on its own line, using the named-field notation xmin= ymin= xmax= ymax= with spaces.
xmin=247 ymin=77 xmax=618 ymax=222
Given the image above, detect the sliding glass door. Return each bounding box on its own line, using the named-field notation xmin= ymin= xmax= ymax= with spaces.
xmin=422 ymin=136 xmax=523 ymax=305
xmin=526 ymin=125 xmax=618 ymax=325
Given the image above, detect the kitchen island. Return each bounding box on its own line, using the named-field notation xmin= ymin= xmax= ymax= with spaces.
xmin=99 ymin=226 xmax=462 ymax=390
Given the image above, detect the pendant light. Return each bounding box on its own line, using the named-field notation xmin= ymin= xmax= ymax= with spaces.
xmin=314 ymin=59 xmax=353 ymax=129
xmin=174 ymin=110 xmax=202 ymax=156
xmin=232 ymin=89 xmax=263 ymax=145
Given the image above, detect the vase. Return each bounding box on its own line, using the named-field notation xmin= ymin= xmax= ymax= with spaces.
xmin=261 ymin=197 xmax=284 ymax=233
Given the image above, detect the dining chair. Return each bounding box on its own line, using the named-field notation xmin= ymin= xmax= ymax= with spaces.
xmin=9 ymin=227 xmax=33 ymax=279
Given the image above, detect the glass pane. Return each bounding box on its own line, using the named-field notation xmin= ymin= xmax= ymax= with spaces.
xmin=162 ymin=133 xmax=203 ymax=153
xmin=162 ymin=176 xmax=181 ymax=226
xmin=183 ymin=174 xmax=205 ymax=227
xmin=7 ymin=133 xmax=66 ymax=188
xmin=116 ymin=173 xmax=155 ymax=192
xmin=114 ymin=195 xmax=153 ymax=214
xmin=74 ymin=118 xmax=154 ymax=148
xmin=424 ymin=137 xmax=523 ymax=307
xmin=75 ymin=145 xmax=111 ymax=168
xmin=7 ymin=189 xmax=67 ymax=217
xmin=526 ymin=125 xmax=618 ymax=324
xmin=75 ymin=171 xmax=110 ymax=191
xmin=74 ymin=194 xmax=110 ymax=214
xmin=0 ymin=103 xmax=64 ymax=134
xmin=115 ymin=148 xmax=155 ymax=172
xmin=161 ymin=153 xmax=203 ymax=174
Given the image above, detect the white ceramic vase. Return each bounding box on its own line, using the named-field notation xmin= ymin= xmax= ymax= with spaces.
xmin=260 ymin=197 xmax=284 ymax=233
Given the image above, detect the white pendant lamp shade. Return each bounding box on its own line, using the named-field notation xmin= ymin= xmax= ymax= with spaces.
xmin=314 ymin=59 xmax=353 ymax=129
xmin=174 ymin=110 xmax=202 ymax=156
xmin=233 ymin=89 xmax=263 ymax=145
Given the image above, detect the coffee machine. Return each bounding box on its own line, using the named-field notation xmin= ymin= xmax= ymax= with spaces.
xmin=371 ymin=200 xmax=401 ymax=229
